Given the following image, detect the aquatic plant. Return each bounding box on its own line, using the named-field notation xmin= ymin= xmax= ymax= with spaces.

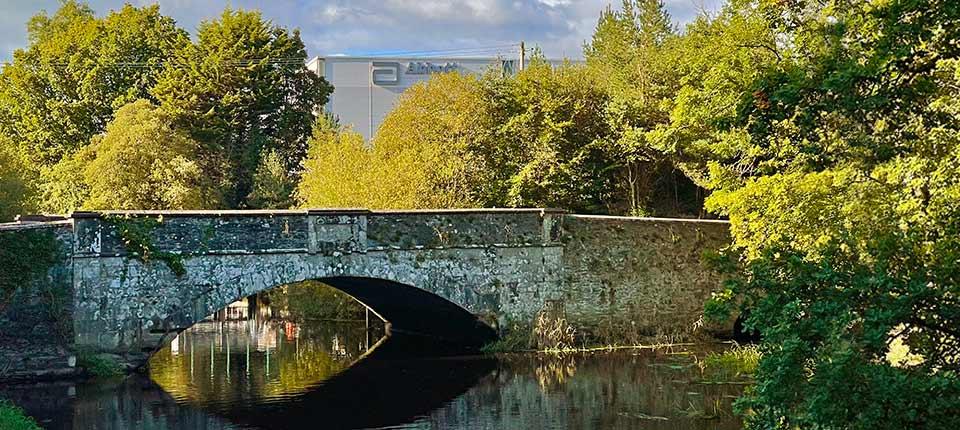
xmin=700 ymin=344 xmax=760 ymax=381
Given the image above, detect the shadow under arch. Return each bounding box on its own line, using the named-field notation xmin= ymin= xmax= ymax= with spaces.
xmin=147 ymin=275 xmax=500 ymax=364
xmin=316 ymin=276 xmax=498 ymax=350
xmin=210 ymin=333 xmax=498 ymax=430
xmin=141 ymin=276 xmax=502 ymax=429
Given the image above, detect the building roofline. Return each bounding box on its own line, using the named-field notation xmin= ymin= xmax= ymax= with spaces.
xmin=310 ymin=55 xmax=573 ymax=62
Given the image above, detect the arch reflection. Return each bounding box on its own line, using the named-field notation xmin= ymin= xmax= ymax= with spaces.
xmin=149 ymin=318 xmax=384 ymax=409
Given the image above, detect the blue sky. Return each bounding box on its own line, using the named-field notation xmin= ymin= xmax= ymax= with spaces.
xmin=0 ymin=0 xmax=723 ymax=61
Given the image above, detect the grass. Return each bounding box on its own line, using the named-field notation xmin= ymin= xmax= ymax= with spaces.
xmin=701 ymin=344 xmax=761 ymax=381
xmin=481 ymin=327 xmax=533 ymax=353
xmin=0 ymin=399 xmax=41 ymax=430
xmin=76 ymin=349 xmax=124 ymax=378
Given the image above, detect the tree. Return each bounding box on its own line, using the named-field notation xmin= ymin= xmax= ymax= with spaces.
xmin=297 ymin=114 xmax=463 ymax=209
xmin=37 ymin=145 xmax=92 ymax=214
xmin=298 ymin=116 xmax=376 ymax=208
xmin=248 ymin=150 xmax=296 ymax=209
xmin=372 ymin=72 xmax=498 ymax=208
xmin=646 ymin=0 xmax=778 ymax=188
xmin=299 ymin=62 xmax=624 ymax=213
xmin=701 ymin=0 xmax=960 ymax=427
xmin=0 ymin=1 xmax=186 ymax=168
xmin=0 ymin=138 xmax=35 ymax=221
xmin=153 ymin=8 xmax=333 ymax=208
xmin=81 ymin=100 xmax=209 ymax=210
xmin=490 ymin=59 xmax=620 ymax=213
xmin=583 ymin=0 xmax=713 ymax=216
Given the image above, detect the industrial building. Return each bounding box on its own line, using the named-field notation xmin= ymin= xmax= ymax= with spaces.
xmin=307 ymin=55 xmax=563 ymax=140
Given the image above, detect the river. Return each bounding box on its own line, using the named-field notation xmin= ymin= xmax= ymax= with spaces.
xmin=2 ymin=319 xmax=746 ymax=429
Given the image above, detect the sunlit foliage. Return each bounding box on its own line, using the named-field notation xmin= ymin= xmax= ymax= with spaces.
xmin=296 ymin=114 xmax=448 ymax=209
xmin=300 ymin=61 xmax=626 ymax=213
xmin=0 ymin=139 xmax=35 ymax=221
xmin=153 ymin=8 xmax=332 ymax=208
xmin=82 ymin=100 xmax=210 ymax=210
xmin=703 ymin=0 xmax=960 ymax=428
xmin=0 ymin=2 xmax=331 ymax=215
xmin=0 ymin=1 xmax=185 ymax=168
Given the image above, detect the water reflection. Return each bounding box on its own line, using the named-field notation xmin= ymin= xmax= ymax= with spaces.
xmin=2 ymin=320 xmax=745 ymax=430
xmin=414 ymin=350 xmax=745 ymax=430
xmin=149 ymin=320 xmax=381 ymax=410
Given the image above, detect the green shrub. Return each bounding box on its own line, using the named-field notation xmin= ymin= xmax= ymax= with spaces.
xmin=76 ymin=349 xmax=123 ymax=378
xmin=0 ymin=399 xmax=41 ymax=430
xmin=481 ymin=324 xmax=534 ymax=353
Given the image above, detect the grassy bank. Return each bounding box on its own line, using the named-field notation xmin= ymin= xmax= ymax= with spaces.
xmin=0 ymin=399 xmax=41 ymax=430
xmin=700 ymin=344 xmax=760 ymax=381
xmin=481 ymin=316 xmax=704 ymax=354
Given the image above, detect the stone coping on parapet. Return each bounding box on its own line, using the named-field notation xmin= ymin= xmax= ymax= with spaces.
xmin=566 ymin=214 xmax=730 ymax=224
xmin=67 ymin=208 xmax=569 ymax=218
xmin=0 ymin=219 xmax=72 ymax=231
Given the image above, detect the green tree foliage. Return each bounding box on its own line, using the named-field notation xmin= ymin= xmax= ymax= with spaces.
xmin=36 ymin=100 xmax=209 ymax=212
xmin=297 ymin=112 xmax=466 ymax=209
xmin=265 ymin=281 xmax=366 ymax=321
xmin=300 ymin=61 xmax=623 ymax=213
xmin=153 ymin=8 xmax=333 ymax=208
xmin=372 ymin=72 xmax=498 ymax=208
xmin=650 ymin=0 xmax=777 ymax=187
xmin=584 ymin=0 xmax=708 ymax=215
xmin=81 ymin=100 xmax=209 ymax=210
xmin=0 ymin=1 xmax=186 ymax=167
xmin=702 ymin=0 xmax=960 ymax=428
xmin=249 ymin=150 xmax=296 ymax=209
xmin=490 ymin=60 xmax=619 ymax=212
xmin=37 ymin=145 xmax=92 ymax=214
xmin=0 ymin=139 xmax=35 ymax=221
xmin=0 ymin=398 xmax=41 ymax=430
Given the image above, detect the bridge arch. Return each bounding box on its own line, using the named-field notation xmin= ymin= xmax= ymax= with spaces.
xmin=176 ymin=276 xmax=498 ymax=353
xmin=70 ymin=209 xmax=564 ymax=365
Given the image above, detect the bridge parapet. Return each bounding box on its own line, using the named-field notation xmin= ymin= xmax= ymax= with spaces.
xmin=68 ymin=208 xmax=566 ymax=260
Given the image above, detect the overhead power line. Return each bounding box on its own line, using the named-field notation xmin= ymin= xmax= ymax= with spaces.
xmin=36 ymin=44 xmax=528 ymax=69
xmin=44 ymin=57 xmax=312 ymax=68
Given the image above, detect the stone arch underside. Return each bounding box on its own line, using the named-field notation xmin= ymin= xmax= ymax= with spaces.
xmin=183 ymin=275 xmax=499 ymax=349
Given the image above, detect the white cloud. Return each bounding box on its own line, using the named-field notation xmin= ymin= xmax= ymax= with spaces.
xmin=0 ymin=0 xmax=724 ymax=61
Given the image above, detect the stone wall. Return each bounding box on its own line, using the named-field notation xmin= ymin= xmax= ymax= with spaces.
xmin=0 ymin=222 xmax=78 ymax=381
xmin=560 ymin=215 xmax=731 ymax=343
xmin=0 ymin=209 xmax=731 ymax=377
xmin=70 ymin=210 xmax=567 ymax=362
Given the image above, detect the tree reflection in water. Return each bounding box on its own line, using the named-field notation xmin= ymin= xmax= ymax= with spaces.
xmin=2 ymin=319 xmax=748 ymax=430
xmin=149 ymin=319 xmax=382 ymax=409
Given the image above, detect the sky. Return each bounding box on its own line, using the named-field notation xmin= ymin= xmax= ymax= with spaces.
xmin=0 ymin=0 xmax=723 ymax=61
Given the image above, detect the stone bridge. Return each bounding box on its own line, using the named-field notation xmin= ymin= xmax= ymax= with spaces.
xmin=0 ymin=209 xmax=730 ymax=373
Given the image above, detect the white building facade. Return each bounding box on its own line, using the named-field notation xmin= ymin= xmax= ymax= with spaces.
xmin=308 ymin=56 xmax=552 ymax=140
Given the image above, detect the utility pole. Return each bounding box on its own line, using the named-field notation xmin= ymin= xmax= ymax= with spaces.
xmin=519 ymin=41 xmax=525 ymax=72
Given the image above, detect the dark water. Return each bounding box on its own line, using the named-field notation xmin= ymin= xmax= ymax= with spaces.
xmin=3 ymin=320 xmax=745 ymax=429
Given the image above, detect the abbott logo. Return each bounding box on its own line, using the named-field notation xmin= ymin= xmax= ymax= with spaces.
xmin=372 ymin=62 xmax=400 ymax=85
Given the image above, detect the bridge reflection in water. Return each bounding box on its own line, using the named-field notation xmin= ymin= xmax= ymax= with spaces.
xmin=149 ymin=319 xmax=384 ymax=409
xmin=3 ymin=319 xmax=746 ymax=430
